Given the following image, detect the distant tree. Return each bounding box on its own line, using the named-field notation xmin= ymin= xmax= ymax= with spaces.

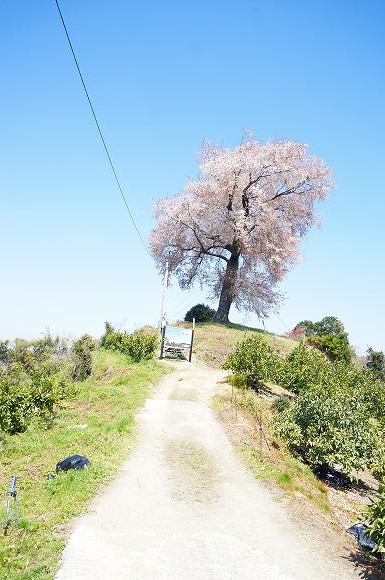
xmin=184 ymin=304 xmax=215 ymax=323
xmin=294 ymin=320 xmax=317 ymax=336
xmin=150 ymin=135 xmax=333 ymax=323
xmin=286 ymin=326 xmax=307 ymax=339
xmin=294 ymin=316 xmax=345 ymax=337
xmin=314 ymin=316 xmax=345 ymax=336
xmin=366 ymin=347 xmax=385 ymax=382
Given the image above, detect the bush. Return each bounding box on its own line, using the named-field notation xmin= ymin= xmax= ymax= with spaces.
xmin=307 ymin=333 xmax=353 ymax=364
xmin=366 ymin=347 xmax=385 ymax=382
xmin=0 ymin=335 xmax=76 ymax=435
xmin=273 ymin=352 xmax=385 ymax=479
xmin=272 ymin=394 xmax=291 ymax=413
xmin=124 ymin=332 xmax=158 ymax=362
xmin=277 ymin=343 xmax=331 ymax=393
xmin=0 ymin=340 xmax=10 ymax=366
xmin=222 ymin=324 xmax=385 ymax=481
xmin=71 ymin=334 xmax=97 ymax=381
xmin=223 ymin=335 xmax=278 ymax=391
xmin=272 ymin=380 xmax=385 ymax=479
xmin=101 ymin=323 xmax=157 ymax=362
xmin=184 ymin=303 xmax=215 ymax=323
xmin=100 ymin=322 xmax=115 ymax=348
xmin=366 ymin=484 xmax=385 ymax=554
xmin=0 ymin=364 xmax=72 ymax=435
xmin=0 ymin=335 xmax=70 ymax=375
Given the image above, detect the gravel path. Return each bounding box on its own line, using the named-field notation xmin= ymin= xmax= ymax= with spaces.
xmin=56 ymin=361 xmax=359 ymax=579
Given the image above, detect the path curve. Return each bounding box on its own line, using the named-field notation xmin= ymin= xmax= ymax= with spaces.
xmin=56 ymin=361 xmax=358 ymax=579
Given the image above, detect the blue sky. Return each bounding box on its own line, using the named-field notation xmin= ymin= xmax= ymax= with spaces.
xmin=1 ymin=0 xmax=384 ymax=353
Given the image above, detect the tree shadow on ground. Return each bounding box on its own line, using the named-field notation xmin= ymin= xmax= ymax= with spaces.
xmin=343 ymin=550 xmax=385 ymax=579
xmin=314 ymin=466 xmax=375 ymax=496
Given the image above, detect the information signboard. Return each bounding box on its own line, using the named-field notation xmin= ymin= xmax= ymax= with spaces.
xmin=160 ymin=323 xmax=195 ymax=362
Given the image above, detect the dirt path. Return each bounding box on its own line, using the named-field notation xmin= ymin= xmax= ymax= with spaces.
xmin=56 ymin=362 xmax=359 ymax=579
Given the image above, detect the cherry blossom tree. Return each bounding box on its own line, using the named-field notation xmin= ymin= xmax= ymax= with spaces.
xmin=150 ymin=135 xmax=333 ymax=323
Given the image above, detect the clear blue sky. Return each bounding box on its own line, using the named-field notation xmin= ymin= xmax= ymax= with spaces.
xmin=1 ymin=0 xmax=384 ymax=353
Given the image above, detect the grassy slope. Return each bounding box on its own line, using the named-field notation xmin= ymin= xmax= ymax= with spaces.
xmin=0 ymin=349 xmax=168 ymax=580
xmin=192 ymin=321 xmax=297 ymax=368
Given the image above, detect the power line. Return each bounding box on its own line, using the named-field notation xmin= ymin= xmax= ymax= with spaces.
xmin=273 ymin=313 xmax=292 ymax=332
xmin=168 ymin=289 xmax=206 ymax=320
xmin=53 ymin=0 xmax=148 ymax=252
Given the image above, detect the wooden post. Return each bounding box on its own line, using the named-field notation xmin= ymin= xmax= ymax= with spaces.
xmin=188 ymin=318 xmax=195 ymax=362
xmin=159 ymin=326 xmax=166 ymax=359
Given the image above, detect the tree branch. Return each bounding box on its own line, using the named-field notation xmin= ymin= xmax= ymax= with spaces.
xmin=269 ymin=180 xmax=309 ymax=202
xmin=227 ymin=170 xmax=241 ymax=211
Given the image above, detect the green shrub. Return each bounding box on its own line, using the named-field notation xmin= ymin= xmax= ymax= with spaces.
xmin=71 ymin=334 xmax=97 ymax=381
xmin=366 ymin=347 xmax=385 ymax=382
xmin=272 ymin=394 xmax=291 ymax=413
xmin=272 ymin=383 xmax=385 ymax=479
xmin=0 ymin=365 xmax=72 ymax=435
xmin=221 ymin=323 xmax=385 ymax=482
xmin=223 ymin=335 xmax=278 ymax=391
xmin=0 ymin=335 xmax=76 ymax=435
xmin=0 ymin=335 xmax=70 ymax=375
xmin=277 ymin=343 xmax=331 ymax=393
xmin=100 ymin=322 xmax=115 ymax=348
xmin=366 ymin=484 xmax=385 ymax=554
xmin=124 ymin=332 xmax=158 ymax=362
xmin=100 ymin=323 xmax=157 ymax=362
xmin=307 ymin=333 xmax=353 ymax=364
xmin=184 ymin=303 xmax=215 ymax=323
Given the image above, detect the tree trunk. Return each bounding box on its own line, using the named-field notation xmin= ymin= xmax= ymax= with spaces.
xmin=213 ymin=254 xmax=239 ymax=323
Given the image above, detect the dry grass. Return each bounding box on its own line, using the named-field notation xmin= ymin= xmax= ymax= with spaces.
xmin=191 ymin=322 xmax=297 ymax=368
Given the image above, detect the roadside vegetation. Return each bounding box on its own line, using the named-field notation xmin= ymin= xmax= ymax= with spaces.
xmin=218 ymin=384 xmax=331 ymax=514
xmin=0 ymin=328 xmax=166 ymax=579
xmin=218 ymin=319 xmax=385 ymax=560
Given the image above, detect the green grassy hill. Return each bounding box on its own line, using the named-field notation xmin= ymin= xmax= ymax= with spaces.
xmin=192 ymin=322 xmax=297 ymax=367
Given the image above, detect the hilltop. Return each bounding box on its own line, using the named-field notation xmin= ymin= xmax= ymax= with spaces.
xmin=190 ymin=321 xmax=297 ymax=367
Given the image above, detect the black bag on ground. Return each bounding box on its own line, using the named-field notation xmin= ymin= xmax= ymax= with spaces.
xmin=56 ymin=455 xmax=90 ymax=473
xmin=347 ymin=523 xmax=376 ymax=551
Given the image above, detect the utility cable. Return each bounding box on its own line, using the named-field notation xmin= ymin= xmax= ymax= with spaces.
xmin=53 ymin=0 xmax=148 ymax=252
xmin=273 ymin=313 xmax=292 ymax=332
xmin=168 ymin=289 xmax=205 ymax=320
